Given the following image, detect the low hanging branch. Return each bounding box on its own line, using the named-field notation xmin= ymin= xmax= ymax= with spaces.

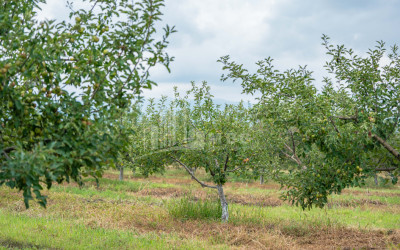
xmin=170 ymin=155 xmax=217 ymax=189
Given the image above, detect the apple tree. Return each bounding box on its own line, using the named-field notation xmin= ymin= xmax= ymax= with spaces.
xmin=219 ymin=35 xmax=400 ymax=209
xmin=126 ymin=82 xmax=275 ymax=221
xmin=0 ymin=0 xmax=174 ymax=207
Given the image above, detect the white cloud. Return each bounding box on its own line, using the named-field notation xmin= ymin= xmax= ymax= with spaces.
xmin=36 ymin=0 xmax=400 ymax=103
xmin=142 ymin=82 xmax=258 ymax=104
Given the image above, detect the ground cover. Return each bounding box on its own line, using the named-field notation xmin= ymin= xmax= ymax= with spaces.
xmin=0 ymin=167 xmax=399 ymax=249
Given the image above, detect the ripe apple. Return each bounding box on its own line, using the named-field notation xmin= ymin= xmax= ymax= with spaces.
xmin=368 ymin=117 xmax=375 ymax=123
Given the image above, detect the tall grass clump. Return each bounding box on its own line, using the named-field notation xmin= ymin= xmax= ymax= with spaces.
xmin=167 ymin=196 xmax=222 ymax=221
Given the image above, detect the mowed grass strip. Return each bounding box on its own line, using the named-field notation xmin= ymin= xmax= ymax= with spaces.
xmin=229 ymin=204 xmax=400 ymax=229
xmin=0 ymin=210 xmax=215 ymax=250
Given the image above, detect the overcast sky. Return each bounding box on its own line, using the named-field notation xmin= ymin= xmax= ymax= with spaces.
xmin=39 ymin=0 xmax=400 ymax=104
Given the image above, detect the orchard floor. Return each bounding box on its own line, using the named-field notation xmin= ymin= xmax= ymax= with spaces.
xmin=0 ymin=167 xmax=399 ymax=249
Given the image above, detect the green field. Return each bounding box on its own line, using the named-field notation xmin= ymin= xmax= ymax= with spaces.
xmin=0 ymin=168 xmax=399 ymax=249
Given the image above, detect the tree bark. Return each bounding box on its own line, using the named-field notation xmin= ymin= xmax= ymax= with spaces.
xmin=371 ymin=134 xmax=400 ymax=160
xmin=260 ymin=175 xmax=264 ymax=184
xmin=119 ymin=166 xmax=124 ymax=181
xmin=189 ymin=167 xmax=197 ymax=180
xmin=374 ymin=174 xmax=378 ymax=186
xmin=217 ymin=185 xmax=228 ymax=222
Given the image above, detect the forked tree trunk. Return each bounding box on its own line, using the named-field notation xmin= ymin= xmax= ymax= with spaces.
xmin=260 ymin=175 xmax=264 ymax=184
xmin=217 ymin=185 xmax=228 ymax=222
xmin=119 ymin=166 xmax=124 ymax=181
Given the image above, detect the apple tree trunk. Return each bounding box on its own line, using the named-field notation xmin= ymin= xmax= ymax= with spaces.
xmin=217 ymin=185 xmax=228 ymax=222
xmin=119 ymin=166 xmax=124 ymax=181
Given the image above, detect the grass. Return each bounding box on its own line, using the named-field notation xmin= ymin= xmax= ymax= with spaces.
xmin=167 ymin=196 xmax=222 ymax=221
xmin=229 ymin=204 xmax=400 ymax=229
xmin=330 ymin=193 xmax=400 ymax=206
xmin=0 ymin=210 xmax=212 ymax=250
xmin=0 ymin=167 xmax=399 ymax=249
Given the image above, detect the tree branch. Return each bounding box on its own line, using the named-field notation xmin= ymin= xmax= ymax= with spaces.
xmin=226 ymin=165 xmax=246 ymax=173
xmin=283 ymin=143 xmax=307 ymax=170
xmin=2 ymin=151 xmax=10 ymax=160
xmin=3 ymin=146 xmax=15 ymax=154
xmin=375 ymin=167 xmax=398 ymax=172
xmin=281 ymin=150 xmax=301 ymax=165
xmin=337 ymin=115 xmax=358 ymax=122
xmin=371 ymin=134 xmax=400 ymax=160
xmin=170 ymin=156 xmax=217 ymax=189
xmin=328 ymin=116 xmax=340 ymax=133
xmin=289 ymin=130 xmax=296 ymax=155
xmin=223 ymin=153 xmax=229 ymax=172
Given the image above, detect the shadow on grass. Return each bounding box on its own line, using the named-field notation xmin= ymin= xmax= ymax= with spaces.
xmin=0 ymin=238 xmax=57 ymax=250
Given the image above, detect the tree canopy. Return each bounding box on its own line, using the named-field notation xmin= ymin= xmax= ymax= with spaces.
xmin=219 ymin=35 xmax=400 ymax=209
xmin=0 ymin=0 xmax=174 ymax=207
